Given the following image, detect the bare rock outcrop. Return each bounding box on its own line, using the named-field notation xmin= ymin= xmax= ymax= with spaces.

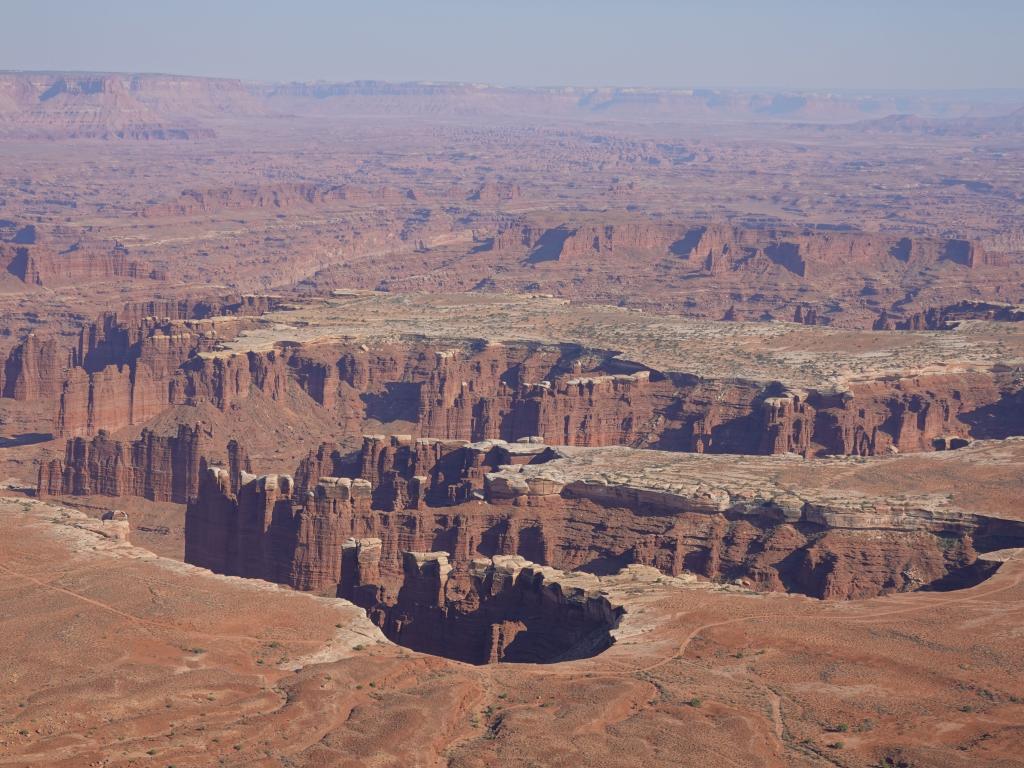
xmin=0 ymin=294 xmax=277 ymax=432
xmin=40 ymin=338 xmax=1024 ymax=511
xmin=874 ymin=301 xmax=1024 ymax=331
xmin=1 ymin=224 xmax=159 ymax=287
xmin=184 ymin=441 xmax=1024 ymax=602
xmin=348 ymin=548 xmax=623 ymax=664
xmin=38 ymin=424 xmax=209 ymax=503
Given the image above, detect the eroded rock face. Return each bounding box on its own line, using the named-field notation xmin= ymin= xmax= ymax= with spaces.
xmin=185 ymin=467 xmax=311 ymax=582
xmin=0 ymin=227 xmax=158 ymax=287
xmin=9 ymin=286 xmax=1024 ymax=459
xmin=874 ymin=301 xmax=1024 ymax=331
xmin=32 ymin=327 xmax=1024 ymax=519
xmin=56 ymin=310 xmax=270 ymax=437
xmin=0 ymin=332 xmax=69 ymax=402
xmin=0 ymin=294 xmax=277 ymax=432
xmin=756 ymin=375 xmax=1008 ymax=457
xmin=187 ymin=437 xmax=552 ymax=593
xmin=61 ymin=336 xmax=1024 ymax=454
xmin=491 ymin=219 xmax=992 ymax=277
xmin=0 ymin=72 xmax=241 ymax=139
xmin=349 ymin=548 xmax=623 ymax=665
xmin=38 ymin=424 xmax=209 ymax=503
xmin=184 ymin=441 xmax=1024 ymax=601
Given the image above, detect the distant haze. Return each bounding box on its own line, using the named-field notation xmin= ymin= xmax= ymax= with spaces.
xmin=5 ymin=0 xmax=1023 ymax=91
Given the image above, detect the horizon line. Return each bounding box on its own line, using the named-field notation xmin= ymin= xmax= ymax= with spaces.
xmin=1 ymin=69 xmax=1023 ymax=97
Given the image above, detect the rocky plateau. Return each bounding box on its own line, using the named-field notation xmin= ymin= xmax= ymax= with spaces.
xmin=2 ymin=67 xmax=1024 ymax=768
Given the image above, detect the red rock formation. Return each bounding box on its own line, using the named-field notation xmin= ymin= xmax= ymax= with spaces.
xmin=759 ymin=390 xmax=814 ymax=455
xmin=466 ymin=180 xmax=520 ymax=204
xmin=226 ymin=439 xmax=252 ymax=494
xmin=812 ymin=374 xmax=1005 ymax=456
xmin=55 ymin=309 xmax=268 ymax=436
xmin=75 ymin=294 xmax=277 ymax=369
xmin=186 ymin=466 xmax=372 ymax=584
xmin=657 ymin=223 xmax=991 ymax=276
xmin=294 ymin=441 xmax=348 ymax=495
xmin=184 ymin=447 xmax=1012 ymax=602
xmin=560 ymin=222 xmax=674 ymax=260
xmin=350 ymin=551 xmax=623 ymax=664
xmin=0 ymin=333 xmax=70 ymax=402
xmin=52 ymin=333 xmax=1024 ymax=455
xmin=19 ymin=313 xmax=1024 ymax=509
xmin=792 ymin=305 xmax=824 ymax=325
xmin=0 ymin=72 xmax=249 ymax=139
xmin=38 ymin=424 xmax=208 ymax=503
xmin=140 ymin=183 xmax=414 ymax=218
xmin=1 ymin=224 xmax=160 ymax=287
xmin=1 ymin=293 xmax=276 ymax=424
xmin=404 ymin=214 xmax=1018 ymax=327
xmin=874 ymin=301 xmax=1024 ymax=331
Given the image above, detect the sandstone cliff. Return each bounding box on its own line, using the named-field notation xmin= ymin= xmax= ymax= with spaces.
xmin=348 ymin=548 xmax=623 ymax=664
xmin=38 ymin=424 xmax=209 ymax=503
xmin=874 ymin=301 xmax=1024 ymax=330
xmin=1 ymin=223 xmax=161 ymax=287
xmin=0 ymin=72 xmax=256 ymax=139
xmin=159 ymin=339 xmax=1024 ymax=458
xmin=140 ymin=183 xmax=416 ymax=218
xmin=1 ymin=299 xmax=268 ymax=435
xmin=35 ymin=333 xmax=1024 ymax=509
xmin=184 ymin=441 xmax=1024 ymax=602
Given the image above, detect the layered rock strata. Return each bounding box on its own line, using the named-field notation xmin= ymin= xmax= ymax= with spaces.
xmin=490 ymin=219 xmax=995 ymax=274
xmin=13 ymin=289 xmax=1024 ymax=455
xmin=61 ymin=336 xmax=1024 ymax=453
xmin=38 ymin=424 xmax=209 ymax=503
xmin=1 ymin=227 xmax=160 ymax=287
xmin=184 ymin=440 xmax=1024 ymax=601
xmin=349 ymin=548 xmax=623 ymax=664
xmin=0 ymin=296 xmax=274 ymax=435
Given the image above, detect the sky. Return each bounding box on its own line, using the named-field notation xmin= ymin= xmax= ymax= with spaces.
xmin=3 ymin=0 xmax=1022 ymax=91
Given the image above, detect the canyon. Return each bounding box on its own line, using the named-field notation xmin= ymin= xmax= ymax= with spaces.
xmin=2 ymin=67 xmax=1024 ymax=768
xmin=183 ymin=436 xmax=1024 ymax=618
xmin=10 ymin=291 xmax=1024 ymax=449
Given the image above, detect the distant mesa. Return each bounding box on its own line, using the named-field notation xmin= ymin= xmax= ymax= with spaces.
xmin=2 ymin=71 xmax=1023 ymax=140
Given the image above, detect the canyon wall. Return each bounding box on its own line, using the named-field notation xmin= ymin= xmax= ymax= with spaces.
xmin=873 ymin=301 xmax=1024 ymax=330
xmin=1 ymin=332 xmax=71 ymax=402
xmin=349 ymin=548 xmax=623 ymax=664
xmin=0 ymin=294 xmax=275 ymax=434
xmin=235 ymin=347 xmax=1018 ymax=456
xmin=38 ymin=424 xmax=209 ymax=503
xmin=33 ymin=339 xmax=1024 ymax=507
xmin=0 ymin=72 xmax=254 ymax=139
xmin=61 ymin=336 xmax=1023 ymax=451
xmin=282 ymin=212 xmax=1015 ymax=328
xmin=141 ymin=183 xmax=416 ymax=218
xmin=184 ymin=441 xmax=1024 ymax=602
xmin=1 ymin=224 xmax=161 ymax=286
xmin=487 ymin=218 xmax=995 ymax=274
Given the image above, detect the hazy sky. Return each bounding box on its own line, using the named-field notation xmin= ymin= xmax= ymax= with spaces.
xmin=4 ymin=0 xmax=1022 ymax=90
